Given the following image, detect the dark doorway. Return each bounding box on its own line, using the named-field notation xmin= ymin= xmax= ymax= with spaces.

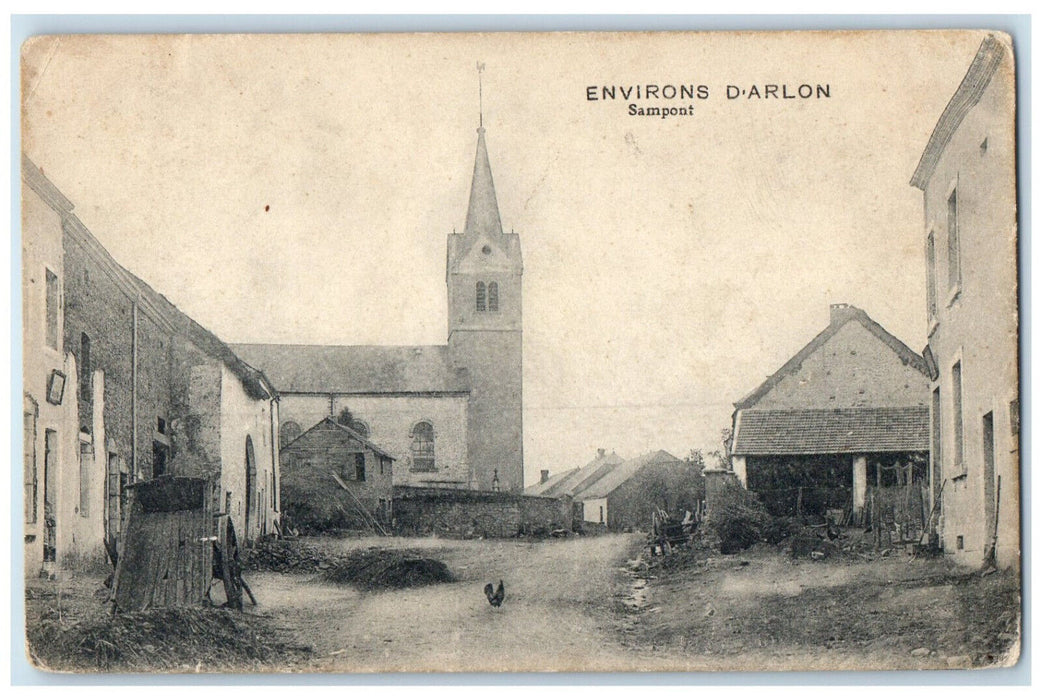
xmin=105 ymin=451 xmax=128 ymax=546
xmin=931 ymin=387 xmax=942 ymax=504
xmin=245 ymin=436 xmax=256 ymax=543
xmin=982 ymin=412 xmax=996 ymax=542
xmin=43 ymin=429 xmax=58 ymax=563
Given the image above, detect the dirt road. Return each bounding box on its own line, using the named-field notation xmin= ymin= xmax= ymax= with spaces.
xmin=249 ymin=533 xmax=659 ymax=672
xmin=25 ymin=532 xmax=1018 ymax=674
xmin=248 ymin=534 xmax=1019 ymax=674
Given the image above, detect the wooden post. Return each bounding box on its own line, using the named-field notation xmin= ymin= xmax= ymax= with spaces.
xmin=985 ymin=475 xmax=1003 ymax=568
xmin=874 ymin=465 xmax=882 ymax=550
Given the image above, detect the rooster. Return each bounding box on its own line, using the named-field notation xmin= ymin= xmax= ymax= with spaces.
xmin=484 ymin=580 xmax=505 ymax=608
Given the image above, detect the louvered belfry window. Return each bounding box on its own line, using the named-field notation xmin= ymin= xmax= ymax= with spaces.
xmin=488 ymin=282 xmax=499 ymax=312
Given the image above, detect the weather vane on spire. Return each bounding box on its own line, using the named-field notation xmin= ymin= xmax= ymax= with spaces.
xmin=477 ymin=61 xmax=486 ymax=128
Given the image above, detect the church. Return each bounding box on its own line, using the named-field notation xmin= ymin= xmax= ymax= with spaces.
xmin=233 ymin=120 xmax=524 ymax=493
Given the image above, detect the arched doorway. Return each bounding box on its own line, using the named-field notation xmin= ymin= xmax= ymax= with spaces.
xmin=244 ymin=436 xmax=256 ymax=543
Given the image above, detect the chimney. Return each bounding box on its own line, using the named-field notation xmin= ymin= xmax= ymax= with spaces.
xmin=830 ymin=303 xmax=857 ymax=325
xmin=597 ymin=448 xmax=606 ymax=458
xmin=540 ymin=469 xmax=549 ymax=484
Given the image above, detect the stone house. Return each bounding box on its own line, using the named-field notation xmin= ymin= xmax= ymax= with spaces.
xmin=279 ymin=416 xmax=395 ymax=532
xmin=573 ymin=450 xmax=696 ymax=531
xmin=730 ymin=304 xmax=931 ymax=521
xmin=22 ymin=155 xmax=281 ymax=574
xmin=911 ymin=35 xmax=1019 ymax=568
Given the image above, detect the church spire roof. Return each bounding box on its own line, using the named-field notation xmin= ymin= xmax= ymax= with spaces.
xmin=463 ymin=125 xmax=503 ymax=238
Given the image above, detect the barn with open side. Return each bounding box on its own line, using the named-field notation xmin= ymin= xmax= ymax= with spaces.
xmin=730 ymin=304 xmax=931 ymax=534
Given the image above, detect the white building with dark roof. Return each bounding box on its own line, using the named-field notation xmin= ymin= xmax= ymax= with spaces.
xmin=911 ymin=35 xmax=1018 ymax=569
xmin=523 ymin=448 xmax=624 ymax=499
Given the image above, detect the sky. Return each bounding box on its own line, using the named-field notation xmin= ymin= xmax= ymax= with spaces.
xmin=20 ymin=31 xmax=990 ymax=484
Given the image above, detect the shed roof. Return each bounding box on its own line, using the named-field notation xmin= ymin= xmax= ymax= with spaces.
xmin=525 ymin=467 xmax=580 ymax=496
xmin=732 ymin=407 xmax=929 ymax=456
xmin=230 ymin=343 xmax=470 ymax=395
xmin=575 ymin=450 xmax=682 ymax=501
xmin=284 ymin=416 xmax=397 ymax=459
xmin=544 ymin=450 xmax=624 ymax=497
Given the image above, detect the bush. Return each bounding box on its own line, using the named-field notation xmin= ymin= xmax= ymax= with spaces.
xmin=704 ymin=481 xmax=771 ymax=554
xmin=764 ymin=516 xmax=800 ymax=546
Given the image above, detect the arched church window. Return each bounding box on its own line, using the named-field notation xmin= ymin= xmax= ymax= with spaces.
xmin=411 ymin=421 xmax=436 ymax=472
xmin=476 ymin=282 xmax=486 ymax=312
xmin=280 ymin=421 xmax=302 ymax=448
xmin=488 ymin=282 xmax=499 ymax=312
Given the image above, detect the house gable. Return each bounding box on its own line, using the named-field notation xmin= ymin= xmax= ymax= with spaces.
xmin=736 ymin=305 xmax=930 ymax=411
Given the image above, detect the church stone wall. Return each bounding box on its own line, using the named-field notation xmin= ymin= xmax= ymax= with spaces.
xmin=392 ymin=486 xmax=570 ymax=538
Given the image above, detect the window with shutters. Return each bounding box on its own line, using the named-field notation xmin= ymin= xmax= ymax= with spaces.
xmin=926 ymin=230 xmax=938 ymax=321
xmin=79 ymin=441 xmax=93 ymax=517
xmin=79 ymin=333 xmax=92 ymax=404
xmin=24 ymin=410 xmax=37 ymax=524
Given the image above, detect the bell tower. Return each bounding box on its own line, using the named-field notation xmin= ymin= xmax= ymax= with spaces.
xmin=446 ymin=75 xmax=524 ymax=492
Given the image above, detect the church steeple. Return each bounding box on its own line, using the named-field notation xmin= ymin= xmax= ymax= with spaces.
xmin=463 ymin=127 xmax=503 ymax=238
xmin=445 ymin=66 xmax=525 ymax=493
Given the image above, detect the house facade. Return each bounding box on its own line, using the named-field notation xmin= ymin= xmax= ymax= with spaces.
xmin=22 ymin=156 xmax=281 ymax=574
xmin=573 ymin=450 xmax=696 ymax=530
xmin=730 ymin=304 xmax=931 ymax=521
xmin=910 ymin=35 xmax=1019 ymax=569
xmin=233 ymin=122 xmax=524 ymax=494
xmin=279 ymin=416 xmax=394 ymax=532
xmin=22 ymin=156 xmax=76 ymax=571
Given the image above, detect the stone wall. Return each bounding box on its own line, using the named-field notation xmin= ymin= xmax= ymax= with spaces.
xmin=393 ymin=486 xmax=570 ymax=538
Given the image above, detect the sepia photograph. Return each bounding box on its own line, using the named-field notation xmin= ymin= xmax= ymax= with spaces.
xmin=18 ymin=28 xmax=1020 ymax=674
